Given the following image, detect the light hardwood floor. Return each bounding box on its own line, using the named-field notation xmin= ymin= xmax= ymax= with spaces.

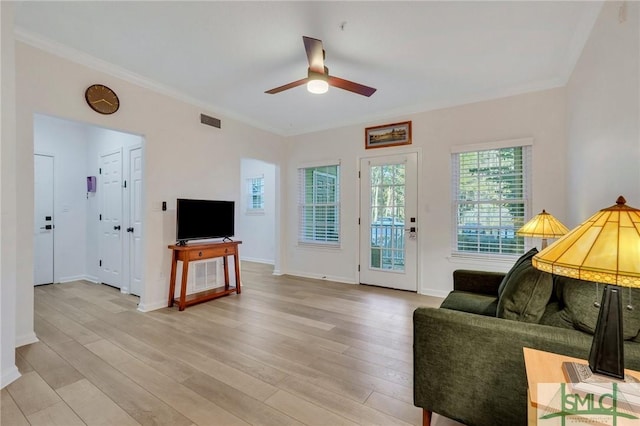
xmin=2 ymin=262 xmax=461 ymax=426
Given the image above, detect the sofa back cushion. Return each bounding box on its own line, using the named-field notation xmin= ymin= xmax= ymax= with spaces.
xmin=554 ymin=277 xmax=640 ymax=341
xmin=496 ymin=248 xmax=554 ymax=323
xmin=497 ymin=248 xmax=538 ymax=298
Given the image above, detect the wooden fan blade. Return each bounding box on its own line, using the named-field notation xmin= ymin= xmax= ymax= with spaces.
xmin=328 ymin=76 xmax=377 ymax=97
xmin=303 ymin=36 xmax=325 ymax=74
xmin=264 ymin=78 xmax=308 ymax=94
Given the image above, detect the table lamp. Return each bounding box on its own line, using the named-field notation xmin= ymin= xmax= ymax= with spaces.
xmin=532 ymin=196 xmax=640 ymax=379
xmin=516 ymin=209 xmax=569 ymax=249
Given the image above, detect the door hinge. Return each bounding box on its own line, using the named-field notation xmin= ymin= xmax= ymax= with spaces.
xmin=99 ymin=214 xmax=102 ymax=221
xmin=358 ymin=218 xmax=360 ymax=225
xmin=358 ymin=264 xmax=360 ymax=272
xmin=123 ymin=180 xmax=127 ymax=188
xmin=99 ymin=168 xmax=102 ymax=174
xmin=358 ymin=171 xmax=361 ymax=178
xmin=99 ymin=260 xmax=102 ymax=267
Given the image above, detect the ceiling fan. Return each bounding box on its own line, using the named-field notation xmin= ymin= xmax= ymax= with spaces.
xmin=265 ymin=36 xmax=377 ymax=97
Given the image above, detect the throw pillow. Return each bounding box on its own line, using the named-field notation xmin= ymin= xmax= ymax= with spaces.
xmin=557 ymin=276 xmax=640 ymax=340
xmin=497 ymin=248 xmax=539 ymax=298
xmin=496 ymin=248 xmax=554 ymax=323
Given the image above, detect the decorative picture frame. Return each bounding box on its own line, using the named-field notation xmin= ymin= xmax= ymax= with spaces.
xmin=365 ymin=121 xmax=412 ymax=149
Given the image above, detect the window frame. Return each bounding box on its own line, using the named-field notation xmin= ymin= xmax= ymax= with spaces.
xmin=451 ymin=138 xmax=532 ymax=259
xmin=297 ymin=163 xmax=341 ymax=247
xmin=246 ymin=175 xmax=265 ymax=215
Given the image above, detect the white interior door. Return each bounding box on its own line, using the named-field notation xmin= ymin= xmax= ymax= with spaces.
xmin=359 ymin=153 xmax=418 ymax=291
xmin=99 ymin=150 xmax=123 ymax=288
xmin=128 ymin=146 xmax=143 ymax=296
xmin=34 ymin=154 xmax=54 ymax=286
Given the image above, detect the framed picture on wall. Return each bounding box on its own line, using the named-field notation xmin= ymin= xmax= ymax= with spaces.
xmin=365 ymin=121 xmax=412 ymax=149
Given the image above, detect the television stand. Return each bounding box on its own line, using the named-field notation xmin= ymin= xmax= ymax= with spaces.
xmin=167 ymin=240 xmax=242 ymax=311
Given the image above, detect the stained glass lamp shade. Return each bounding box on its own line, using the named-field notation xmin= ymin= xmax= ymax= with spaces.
xmin=516 ymin=209 xmax=569 ymax=249
xmin=532 ymin=196 xmax=640 ymax=378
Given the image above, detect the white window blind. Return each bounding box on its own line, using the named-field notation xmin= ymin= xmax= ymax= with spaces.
xmin=247 ymin=176 xmax=264 ymax=212
xmin=298 ymin=164 xmax=340 ymax=245
xmin=452 ymin=145 xmax=531 ymax=255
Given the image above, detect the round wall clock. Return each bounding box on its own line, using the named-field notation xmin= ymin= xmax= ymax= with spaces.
xmin=85 ymin=84 xmax=120 ymax=115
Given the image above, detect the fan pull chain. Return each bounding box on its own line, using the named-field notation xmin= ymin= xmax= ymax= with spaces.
xmin=627 ymin=286 xmax=634 ymax=311
xmin=594 ymin=283 xmax=601 ymax=308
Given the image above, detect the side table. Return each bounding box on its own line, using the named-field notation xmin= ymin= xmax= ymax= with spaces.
xmin=523 ymin=347 xmax=640 ymax=425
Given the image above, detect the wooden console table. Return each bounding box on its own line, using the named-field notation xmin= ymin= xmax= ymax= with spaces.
xmin=168 ymin=241 xmax=242 ymax=311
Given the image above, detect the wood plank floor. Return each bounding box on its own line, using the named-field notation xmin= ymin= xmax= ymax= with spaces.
xmin=2 ymin=262 xmax=462 ymax=426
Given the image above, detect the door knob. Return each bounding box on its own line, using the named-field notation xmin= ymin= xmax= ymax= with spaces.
xmin=114 ymin=225 xmax=121 ymax=230
xmin=127 ymin=227 xmax=134 ymax=233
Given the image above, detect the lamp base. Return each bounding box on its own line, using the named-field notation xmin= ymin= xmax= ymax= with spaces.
xmin=589 ymin=284 xmax=624 ymax=379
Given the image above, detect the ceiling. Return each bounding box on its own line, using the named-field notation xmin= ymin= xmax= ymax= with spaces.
xmin=13 ymin=1 xmax=603 ymax=136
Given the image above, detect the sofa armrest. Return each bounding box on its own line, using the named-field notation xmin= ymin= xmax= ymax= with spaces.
xmin=453 ymin=269 xmax=505 ymax=296
xmin=413 ymin=307 xmax=595 ymax=426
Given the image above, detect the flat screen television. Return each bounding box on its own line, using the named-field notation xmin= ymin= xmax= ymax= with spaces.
xmin=176 ymin=198 xmax=234 ymax=244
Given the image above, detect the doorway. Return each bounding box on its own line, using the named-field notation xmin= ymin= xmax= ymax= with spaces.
xmin=238 ymin=158 xmax=277 ymax=265
xmin=359 ymin=153 xmax=418 ymax=291
xmin=32 ymin=114 xmax=144 ymax=296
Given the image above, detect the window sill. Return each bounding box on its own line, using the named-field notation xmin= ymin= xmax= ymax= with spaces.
xmin=245 ymin=209 xmax=265 ymax=216
xmin=297 ymin=241 xmax=342 ymax=251
xmin=447 ymin=252 xmax=519 ymax=267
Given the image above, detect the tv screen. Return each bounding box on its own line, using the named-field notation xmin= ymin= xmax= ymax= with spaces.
xmin=176 ymin=199 xmax=235 ymax=243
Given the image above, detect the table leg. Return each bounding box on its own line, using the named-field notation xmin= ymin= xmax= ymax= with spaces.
xmin=168 ymin=252 xmax=178 ymax=307
xmin=234 ymin=252 xmax=241 ymax=294
xmin=223 ymin=256 xmax=230 ymax=291
xmin=179 ymin=260 xmax=189 ymax=311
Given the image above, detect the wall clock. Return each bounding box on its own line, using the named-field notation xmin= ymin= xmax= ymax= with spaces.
xmin=85 ymin=84 xmax=120 ymax=115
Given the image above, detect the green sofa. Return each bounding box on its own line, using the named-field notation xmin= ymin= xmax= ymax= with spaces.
xmin=413 ymin=249 xmax=640 ymax=426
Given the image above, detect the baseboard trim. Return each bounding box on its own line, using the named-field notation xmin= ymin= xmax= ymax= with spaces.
xmin=137 ymin=300 xmax=168 ymax=313
xmin=283 ymin=270 xmax=356 ymax=285
xmin=58 ymin=275 xmax=88 ymax=283
xmin=418 ymin=288 xmax=450 ymax=298
xmin=240 ymin=256 xmax=274 ymax=265
xmin=1 ymin=366 xmax=21 ymax=389
xmin=272 ymin=269 xmax=283 ymax=276
xmin=15 ymin=332 xmax=39 ymax=347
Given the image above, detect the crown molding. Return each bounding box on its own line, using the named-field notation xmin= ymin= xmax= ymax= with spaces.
xmin=13 ymin=27 xmax=284 ymax=136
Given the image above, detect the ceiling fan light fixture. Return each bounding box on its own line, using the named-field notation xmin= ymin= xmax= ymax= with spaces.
xmin=307 ymin=78 xmax=329 ymax=94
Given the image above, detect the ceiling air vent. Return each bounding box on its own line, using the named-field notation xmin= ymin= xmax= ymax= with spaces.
xmin=200 ymin=114 xmax=221 ymax=129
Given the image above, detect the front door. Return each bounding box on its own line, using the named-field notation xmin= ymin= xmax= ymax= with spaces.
xmin=99 ymin=150 xmax=123 ymax=288
xmin=359 ymin=153 xmax=418 ymax=291
xmin=34 ymin=154 xmax=55 ymax=285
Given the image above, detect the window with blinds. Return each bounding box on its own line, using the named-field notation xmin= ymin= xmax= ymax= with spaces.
xmin=298 ymin=164 xmax=340 ymax=245
xmin=247 ymin=176 xmax=264 ymax=212
xmin=452 ymin=145 xmax=531 ymax=255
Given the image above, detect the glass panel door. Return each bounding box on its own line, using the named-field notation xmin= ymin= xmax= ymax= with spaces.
xmin=359 ymin=153 xmax=417 ymax=291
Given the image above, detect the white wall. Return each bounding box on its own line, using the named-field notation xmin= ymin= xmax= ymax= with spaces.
xmin=285 ymin=88 xmax=567 ymax=297
xmin=14 ymin=41 xmax=286 ymax=347
xmin=1 ymin=1 xmax=21 ymax=388
xmin=238 ymin=158 xmax=276 ymax=264
xmin=566 ymin=1 xmax=640 ymax=225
